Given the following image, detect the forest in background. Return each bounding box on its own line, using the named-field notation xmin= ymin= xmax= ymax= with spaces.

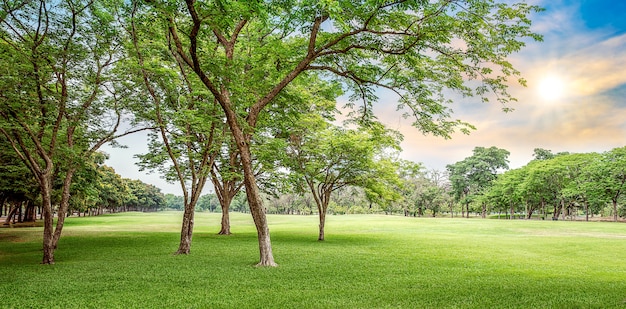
xmin=4 ymin=144 xmax=625 ymax=226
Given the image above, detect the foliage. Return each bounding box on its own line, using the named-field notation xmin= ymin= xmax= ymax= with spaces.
xmin=283 ymin=118 xmax=403 ymax=239
xmin=141 ymin=0 xmax=542 ymax=265
xmin=485 ymin=147 xmax=626 ymax=221
xmin=447 ymin=146 xmax=510 ymax=217
xmin=124 ymin=179 xmax=166 ymax=211
xmin=0 ymin=0 xmax=147 ymax=263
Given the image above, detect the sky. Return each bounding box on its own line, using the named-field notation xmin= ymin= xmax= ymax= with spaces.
xmin=102 ymin=0 xmax=626 ymax=195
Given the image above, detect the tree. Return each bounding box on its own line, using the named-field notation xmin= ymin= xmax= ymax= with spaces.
xmin=394 ymin=160 xmax=426 ymax=217
xmin=69 ymin=153 xmax=116 ymax=216
xmin=447 ymin=146 xmax=510 ymax=218
xmin=209 ymin=136 xmax=244 ymax=235
xmin=125 ymin=179 xmax=166 ymax=212
xmin=0 ymin=134 xmax=39 ymax=224
xmin=285 ymin=120 xmax=402 ymax=240
xmin=144 ymin=0 xmax=541 ymax=265
xmin=532 ymin=148 xmax=555 ymax=161
xmin=127 ymin=2 xmax=221 ymax=254
xmin=557 ymin=153 xmax=601 ymax=221
xmin=587 ymin=147 xmax=626 ymax=222
xmin=165 ymin=194 xmax=185 ymax=211
xmin=484 ymin=167 xmax=527 ymax=219
xmin=0 ymin=0 xmax=144 ymax=264
xmin=94 ymin=165 xmax=132 ymax=214
xmin=196 ymin=193 xmax=218 ymax=212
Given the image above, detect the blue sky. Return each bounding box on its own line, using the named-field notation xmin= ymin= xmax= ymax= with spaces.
xmin=103 ymin=0 xmax=626 ymax=195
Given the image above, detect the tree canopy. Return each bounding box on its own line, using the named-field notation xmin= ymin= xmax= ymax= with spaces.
xmin=1 ymin=0 xmax=545 ymax=265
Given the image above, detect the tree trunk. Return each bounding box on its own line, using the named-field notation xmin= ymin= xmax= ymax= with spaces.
xmin=176 ymin=203 xmax=194 ymax=255
xmin=40 ymin=176 xmax=55 ymax=264
xmin=17 ymin=202 xmax=23 ymax=223
xmin=526 ymin=206 xmax=534 ymax=219
xmin=23 ymin=201 xmax=36 ymax=222
xmin=52 ymin=168 xmax=77 ymax=249
xmin=318 ymin=210 xmax=326 ymax=241
xmin=224 ymin=108 xmax=275 ymax=266
xmin=449 ymin=201 xmax=454 ymax=218
xmin=218 ymin=201 xmax=231 ymax=235
xmin=553 ymin=201 xmax=561 ymax=220
xmin=3 ymin=203 xmax=18 ymax=225
xmin=612 ymin=199 xmax=618 ymax=222
xmin=244 ymin=178 xmax=275 ymax=266
xmin=237 ymin=141 xmax=275 ymax=266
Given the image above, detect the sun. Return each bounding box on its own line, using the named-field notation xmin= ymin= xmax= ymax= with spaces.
xmin=537 ymin=75 xmax=566 ymax=101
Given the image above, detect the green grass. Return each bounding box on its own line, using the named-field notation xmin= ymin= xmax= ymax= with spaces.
xmin=1 ymin=212 xmax=625 ymax=308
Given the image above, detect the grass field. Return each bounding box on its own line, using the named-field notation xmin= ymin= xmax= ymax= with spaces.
xmin=1 ymin=212 xmax=625 ymax=308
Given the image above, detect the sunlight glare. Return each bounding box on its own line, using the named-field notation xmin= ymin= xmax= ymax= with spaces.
xmin=537 ymin=75 xmax=566 ymax=101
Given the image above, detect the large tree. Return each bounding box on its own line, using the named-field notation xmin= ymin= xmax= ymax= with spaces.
xmin=144 ymin=0 xmax=541 ymax=265
xmin=0 ymin=0 xmax=143 ymax=264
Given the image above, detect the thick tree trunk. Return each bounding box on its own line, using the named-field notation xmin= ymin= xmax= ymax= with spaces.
xmin=612 ymin=199 xmax=618 ymax=222
xmin=223 ymin=109 xmax=275 ymax=266
xmin=241 ymin=169 xmax=275 ymax=266
xmin=176 ymin=204 xmax=195 ymax=255
xmin=23 ymin=201 xmax=36 ymax=222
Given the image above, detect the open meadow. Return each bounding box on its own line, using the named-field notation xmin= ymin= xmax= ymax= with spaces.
xmin=1 ymin=212 xmax=625 ymax=308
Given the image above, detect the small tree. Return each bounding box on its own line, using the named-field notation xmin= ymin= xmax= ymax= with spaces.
xmin=286 ymin=121 xmax=402 ymax=240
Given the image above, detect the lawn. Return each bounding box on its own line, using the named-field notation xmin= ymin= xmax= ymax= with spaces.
xmin=1 ymin=212 xmax=625 ymax=308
